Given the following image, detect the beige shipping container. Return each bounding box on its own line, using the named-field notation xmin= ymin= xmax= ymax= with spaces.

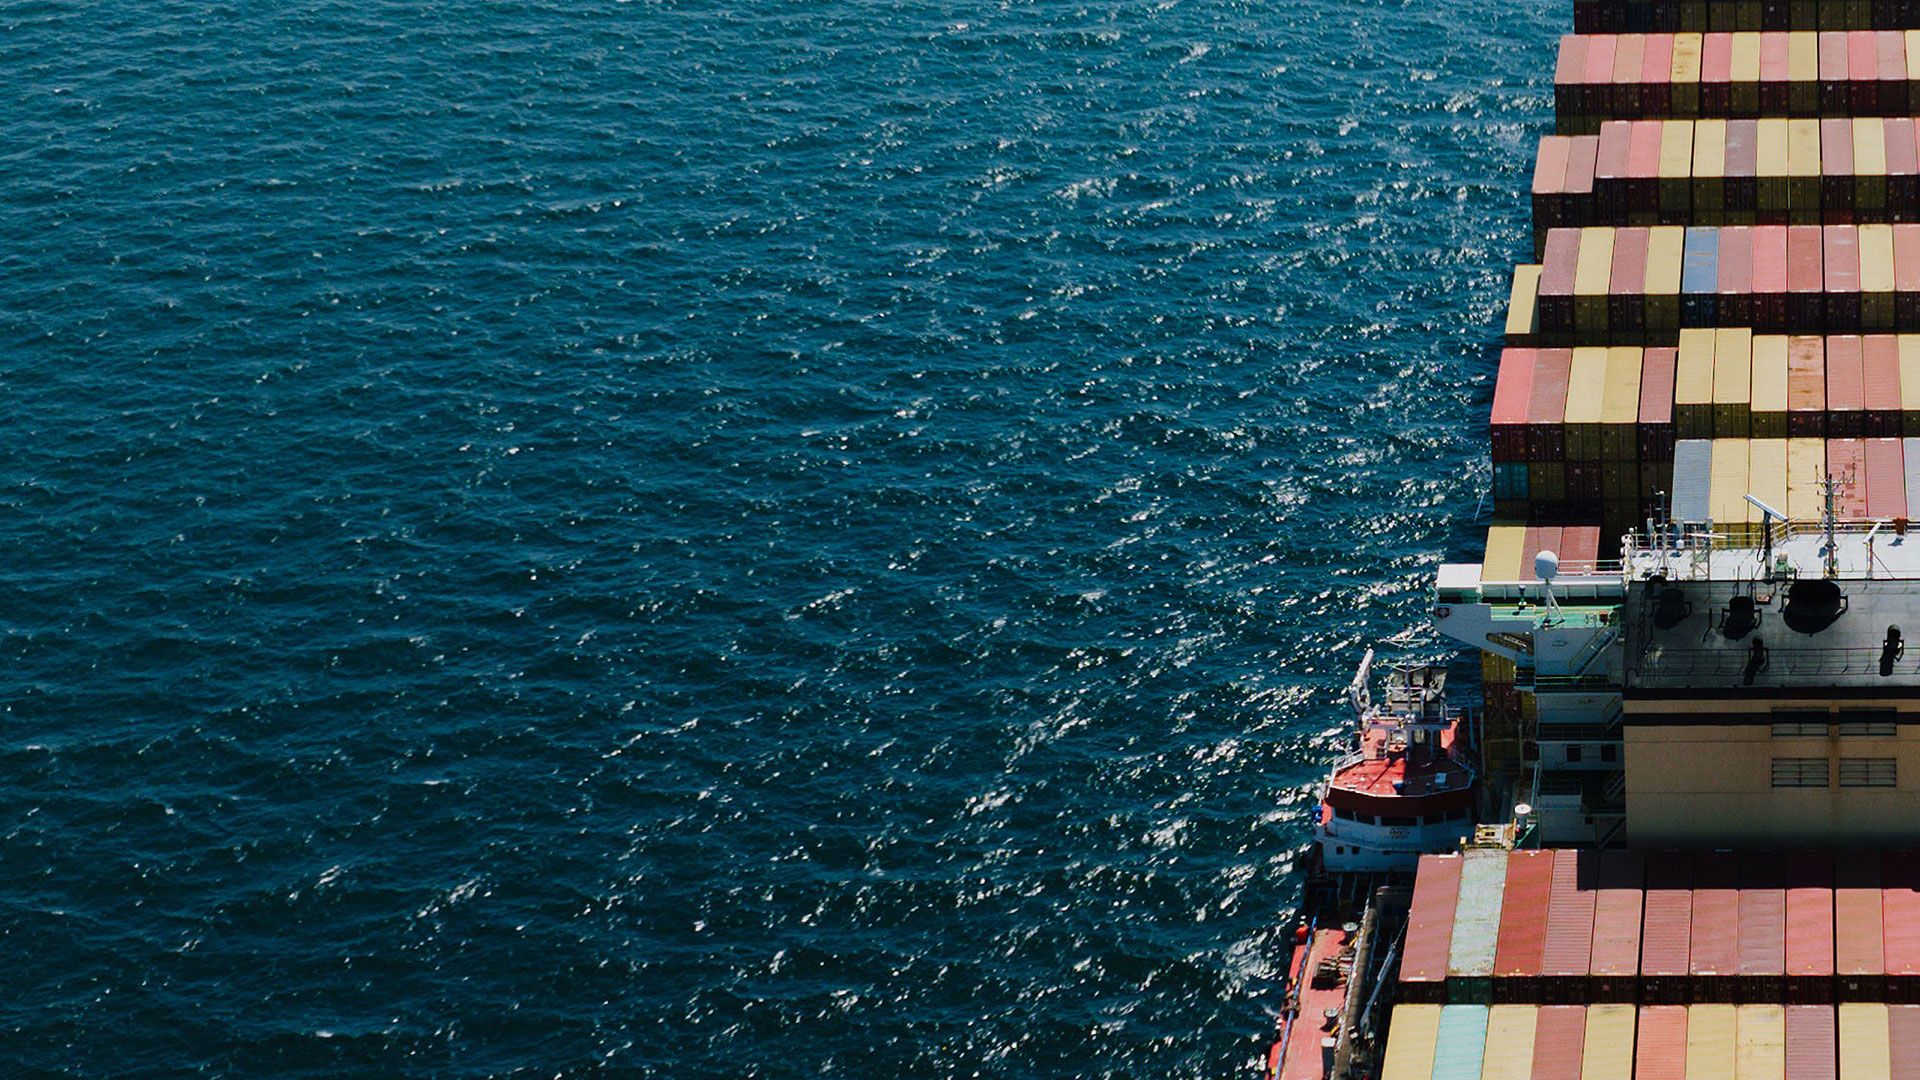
xmin=1861 ymin=224 xmax=1896 ymax=331
xmin=1581 ymin=1005 xmax=1635 ymax=1080
xmin=1901 ymin=336 xmax=1920 ymax=435
xmin=1837 ymin=1003 xmax=1889 ymax=1080
xmin=1688 ymin=1004 xmax=1738 ymax=1080
xmin=1566 ymin=347 xmax=1610 ymax=459
xmin=1574 ymin=227 xmax=1616 ymax=336
xmin=1711 ymin=440 xmax=1752 ymax=540
xmin=1855 ymin=119 xmax=1889 ymax=215
xmin=1787 ymin=34 xmax=1818 ymax=115
xmin=1664 ymin=120 xmax=1699 ymax=220
xmin=1734 ymin=1005 xmax=1785 ymax=1080
xmin=1647 ymin=227 xmax=1687 ymax=333
xmin=1786 ymin=120 xmax=1820 ymax=221
xmin=1788 ymin=437 xmax=1825 ymax=519
xmin=1483 ymin=525 xmax=1527 ymax=583
xmin=1507 ymin=265 xmax=1542 ymax=343
xmin=1756 ymin=119 xmax=1789 ymax=215
xmin=1748 ymin=440 xmax=1789 ymax=537
xmin=1482 ymin=1006 xmax=1538 ymax=1080
xmin=1672 ymin=34 xmax=1705 ymax=117
xmin=1603 ymin=347 xmax=1643 ymax=459
xmin=1677 ymin=328 xmax=1718 ymax=439
xmin=1380 ymin=1004 xmax=1443 ymax=1080
xmin=1694 ymin=120 xmax=1727 ymax=224
xmin=1714 ymin=328 xmax=1754 ymax=437
xmin=1752 ymin=336 xmax=1790 ymax=438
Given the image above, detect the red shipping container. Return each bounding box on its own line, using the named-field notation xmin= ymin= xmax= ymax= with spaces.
xmin=1535 ymin=137 xmax=1572 ymax=245
xmin=1895 ymin=224 xmax=1920 ymax=327
xmin=1613 ymin=36 xmax=1645 ymax=119
xmin=1827 ymin=438 xmax=1871 ymax=517
xmin=1494 ymin=849 xmax=1555 ymax=990
xmin=1565 ymin=136 xmax=1601 ymax=234
xmin=1400 ymin=852 xmax=1462 ymax=990
xmin=1702 ymin=33 xmax=1734 ymax=115
xmin=1826 ymin=226 xmax=1863 ymax=330
xmin=1627 ymin=122 xmax=1664 ymax=219
xmin=1531 ymin=349 xmax=1574 ymax=462
xmin=1849 ymin=31 xmax=1878 ymax=114
xmin=1865 ymin=436 xmax=1905 ymax=517
xmin=1597 ymin=121 xmax=1633 ymax=221
xmin=1718 ymin=226 xmax=1753 ymax=325
xmin=1611 ymin=227 xmax=1652 ymax=332
xmin=1539 ymin=230 xmax=1582 ymax=335
xmin=1561 ymin=525 xmax=1601 ymax=564
xmin=1878 ymin=31 xmax=1907 ymax=113
xmin=1836 ymin=852 xmax=1885 ymax=997
xmin=1785 ymin=1006 xmax=1837 ymax=1080
xmin=1590 ymin=850 xmax=1644 ymax=998
xmin=1641 ymin=851 xmax=1693 ymax=1002
xmin=1691 ymin=852 xmax=1741 ymax=984
xmin=1829 ymin=335 xmax=1867 ymax=435
xmin=1531 ymin=1006 xmax=1587 ymax=1080
xmin=1820 ymin=32 xmax=1850 ymax=114
xmin=1642 ymin=35 xmax=1675 ymax=118
xmin=1556 ymin=34 xmax=1588 ymax=122
xmin=1753 ymin=224 xmax=1789 ymax=329
xmin=1760 ymin=32 xmax=1791 ymax=113
xmin=1788 ymin=336 xmax=1828 ymax=436
xmin=1738 ymin=855 xmax=1788 ymax=990
xmin=1864 ymin=335 xmax=1903 ymax=436
xmin=1635 ymin=1006 xmax=1689 ymax=1080
xmin=1493 ymin=348 xmax=1537 ymax=461
xmin=1640 ymin=347 xmax=1678 ymax=460
xmin=1725 ymin=120 xmax=1759 ymax=213
xmin=1889 ymin=1006 xmax=1920 ymax=1076
xmin=1542 ymin=848 xmax=1597 ymax=989
xmin=1824 ymin=117 xmax=1857 ymax=223
xmin=1789 ymin=225 xmax=1825 ymax=328
xmin=1785 ymin=852 xmax=1836 ymax=985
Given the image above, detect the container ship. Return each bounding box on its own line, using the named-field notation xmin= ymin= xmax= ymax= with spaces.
xmin=1261 ymin=10 xmax=1920 ymax=1080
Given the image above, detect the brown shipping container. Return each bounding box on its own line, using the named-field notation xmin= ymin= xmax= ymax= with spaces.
xmin=1612 ymin=227 xmax=1654 ymax=335
xmin=1828 ymin=438 xmax=1870 ymax=516
xmin=1542 ymin=849 xmax=1598 ymax=1003
xmin=1590 ymin=851 xmax=1645 ymax=1001
xmin=1788 ymin=335 xmax=1828 ymax=434
xmin=1641 ymin=347 xmax=1680 ymax=461
xmin=1836 ymin=851 xmax=1886 ymax=1000
xmin=1718 ymin=226 xmax=1754 ymax=327
xmin=1495 ymin=850 xmax=1555 ymax=999
xmin=1784 ymin=1005 xmax=1837 ymax=1080
xmin=1888 ymin=1005 xmax=1920 ymax=1076
xmin=1788 ymin=225 xmax=1823 ymax=327
xmin=1557 ymin=36 xmax=1588 ymax=122
xmin=1864 ymin=335 xmax=1902 ymax=434
xmin=1532 ymin=1005 xmax=1587 ymax=1080
xmin=1401 ymin=852 xmax=1463 ymax=996
xmin=1641 ymin=852 xmax=1693 ymax=1003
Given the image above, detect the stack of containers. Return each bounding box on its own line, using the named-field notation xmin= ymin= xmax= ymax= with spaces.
xmin=1591 ymin=851 xmax=1647 ymax=1002
xmin=1402 ymin=853 xmax=1464 ymax=1005
xmin=1494 ymin=851 xmax=1556 ymax=1003
xmin=1449 ymin=850 xmax=1509 ymax=1004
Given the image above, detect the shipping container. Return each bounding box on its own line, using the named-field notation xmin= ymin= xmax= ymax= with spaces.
xmin=1580 ymin=227 xmax=1620 ymax=335
xmin=1748 ymin=439 xmax=1790 ymax=532
xmin=1404 ymin=853 xmax=1465 ymax=997
xmin=1605 ymin=347 xmax=1647 ymax=458
xmin=1788 ymin=336 xmax=1828 ymax=434
xmin=1497 ymin=852 xmax=1557 ymax=1000
xmin=1569 ymin=348 xmax=1612 ymax=461
xmin=1754 ymin=225 xmax=1789 ymax=326
xmin=1534 ymin=350 xmax=1576 ymax=465
xmin=1862 ymin=223 xmax=1896 ymax=327
xmin=1710 ymin=438 xmax=1754 ymax=538
xmin=1434 ymin=1005 xmax=1491 ymax=1080
xmin=1643 ymin=851 xmax=1696 ymax=1003
xmin=1906 ymin=437 xmax=1920 ymax=516
xmin=1783 ymin=1006 xmax=1836 ymax=1080
xmin=1535 ymin=1006 xmax=1589 ymax=1080
xmin=1651 ymin=226 xmax=1689 ymax=331
xmin=1715 ymin=328 xmax=1755 ymax=435
xmin=1789 ymin=437 xmax=1827 ymax=518
xmin=1784 ymin=852 xmax=1835 ymax=1004
xmin=1543 ymin=849 xmax=1599 ymax=1002
xmin=1382 ymin=1005 xmax=1443 ymax=1080
xmin=1592 ymin=851 xmax=1646 ymax=1001
xmin=1486 ymin=1006 xmax=1540 ymax=1080
xmin=1881 ymin=851 xmax=1920 ymax=996
xmin=1826 ymin=224 xmax=1864 ymax=328
xmin=1752 ymin=336 xmax=1791 ymax=436
xmin=1900 ymin=337 xmax=1920 ymax=433
xmin=1863 ymin=334 xmax=1904 ymax=433
xmin=1886 ymin=1006 xmax=1920 ymax=1080
xmin=1452 ymin=849 xmax=1511 ymax=1001
xmin=1863 ymin=436 xmax=1905 ymax=516
xmin=1485 ymin=525 xmax=1529 ymax=584
xmin=1542 ymin=231 xmax=1583 ymax=338
xmin=1737 ymin=857 xmax=1788 ymax=1004
xmin=1693 ymin=853 xmax=1743 ymax=1000
xmin=1495 ymin=349 xmax=1539 ymax=462
xmin=1512 ymin=265 xmax=1546 ymax=345
xmin=1679 ymin=329 xmax=1721 ymax=437
xmin=1894 ymin=224 xmax=1920 ymax=326
xmin=1837 ymin=1003 xmax=1889 ymax=1080
xmin=1689 ymin=1004 xmax=1738 ymax=1080
xmin=1827 ymin=438 xmax=1871 ymax=515
xmin=1614 ymin=228 xmax=1655 ymax=332
xmin=1735 ymin=1005 xmax=1786 ymax=1080
xmin=1829 ymin=334 xmax=1868 ymax=434
xmin=1788 ymin=225 xmax=1824 ymax=327
xmin=1675 ymin=439 xmax=1717 ymax=521
xmin=1638 ymin=1006 xmax=1690 ymax=1080
xmin=1643 ymin=347 xmax=1682 ymax=460
xmin=1583 ymin=1005 xmax=1636 ymax=1080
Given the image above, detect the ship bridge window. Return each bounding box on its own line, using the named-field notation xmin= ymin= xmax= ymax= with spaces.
xmin=1771 ymin=711 xmax=1828 ymax=738
xmin=1840 ymin=758 xmax=1898 ymax=787
xmin=1839 ymin=710 xmax=1898 ymax=738
xmin=1771 ymin=757 xmax=1830 ymax=788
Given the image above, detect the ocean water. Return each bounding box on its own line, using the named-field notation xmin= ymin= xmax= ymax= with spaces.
xmin=0 ymin=1 xmax=1556 ymax=1075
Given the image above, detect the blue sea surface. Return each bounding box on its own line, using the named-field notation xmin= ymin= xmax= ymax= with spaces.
xmin=0 ymin=1 xmax=1554 ymax=1075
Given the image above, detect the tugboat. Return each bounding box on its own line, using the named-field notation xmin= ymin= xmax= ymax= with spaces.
xmin=1312 ymin=651 xmax=1477 ymax=875
xmin=1263 ymin=651 xmax=1482 ymax=1080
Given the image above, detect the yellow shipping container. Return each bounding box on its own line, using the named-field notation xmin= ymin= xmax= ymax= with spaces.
xmin=1575 ymin=228 xmax=1615 ymax=336
xmin=1901 ymin=336 xmax=1920 ymax=434
xmin=1730 ymin=32 xmax=1761 ymax=83
xmin=1646 ymin=226 xmax=1687 ymax=333
xmin=1787 ymin=31 xmax=1818 ymax=81
xmin=1507 ymin=265 xmax=1542 ymax=342
xmin=1566 ymin=347 xmax=1610 ymax=458
xmin=1861 ymin=224 xmax=1896 ymax=330
xmin=1676 ymin=328 xmax=1718 ymax=439
xmin=1581 ymin=1005 xmax=1635 ymax=1080
xmin=1483 ymin=1006 xmax=1537 ymax=1080
xmin=1711 ymin=439 xmax=1751 ymax=539
xmin=1751 ymin=336 xmax=1789 ymax=437
xmin=1692 ymin=120 xmax=1725 ymax=220
xmin=1664 ymin=120 xmax=1700 ymax=216
xmin=1483 ymin=524 xmax=1527 ymax=584
xmin=1838 ymin=1003 xmax=1889 ymax=1080
xmin=1787 ymin=437 xmax=1824 ymax=520
xmin=1756 ymin=118 xmax=1789 ymax=214
xmin=1381 ymin=1004 xmax=1443 ymax=1080
xmin=1786 ymin=119 xmax=1820 ymax=220
xmin=1672 ymin=32 xmax=1704 ymax=79
xmin=1714 ymin=328 xmax=1754 ymax=437
xmin=1688 ymin=1004 xmax=1738 ymax=1080
xmin=1748 ymin=440 xmax=1788 ymax=535
xmin=1603 ymin=346 xmax=1643 ymax=459
xmin=1734 ymin=1005 xmax=1785 ymax=1080
xmin=1856 ymin=118 xmax=1890 ymax=215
